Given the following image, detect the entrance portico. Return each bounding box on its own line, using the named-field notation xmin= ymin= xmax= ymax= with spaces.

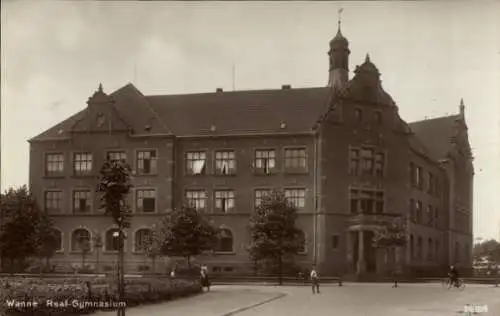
xmin=346 ymin=213 xmax=400 ymax=276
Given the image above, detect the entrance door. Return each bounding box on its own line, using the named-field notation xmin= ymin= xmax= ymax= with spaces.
xmin=364 ymin=231 xmax=377 ymax=273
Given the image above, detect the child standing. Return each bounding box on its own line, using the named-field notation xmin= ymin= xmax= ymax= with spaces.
xmin=310 ymin=266 xmax=320 ymax=294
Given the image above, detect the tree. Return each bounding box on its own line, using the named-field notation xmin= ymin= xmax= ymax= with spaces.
xmin=33 ymin=213 xmax=60 ymax=272
xmin=142 ymin=227 xmax=162 ymax=273
xmin=159 ymin=205 xmax=219 ymax=267
xmin=473 ymin=239 xmax=500 ymax=263
xmin=247 ymin=190 xmax=304 ymax=285
xmin=0 ymin=186 xmax=40 ymax=273
xmin=97 ymin=158 xmax=133 ymax=316
xmin=372 ymin=215 xmax=408 ymax=287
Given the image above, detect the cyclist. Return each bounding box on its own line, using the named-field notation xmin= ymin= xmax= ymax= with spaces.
xmin=448 ymin=265 xmax=459 ymax=287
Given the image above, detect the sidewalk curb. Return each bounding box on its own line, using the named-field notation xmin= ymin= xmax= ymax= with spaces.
xmin=220 ymin=292 xmax=287 ymax=316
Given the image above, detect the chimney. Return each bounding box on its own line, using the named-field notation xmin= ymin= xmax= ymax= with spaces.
xmin=281 ymin=85 xmax=291 ymax=90
xmin=216 ymin=88 xmax=223 ymax=93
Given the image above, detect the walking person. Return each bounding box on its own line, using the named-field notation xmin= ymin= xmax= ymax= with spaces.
xmin=200 ymin=265 xmax=211 ymax=292
xmin=310 ymin=266 xmax=320 ymax=294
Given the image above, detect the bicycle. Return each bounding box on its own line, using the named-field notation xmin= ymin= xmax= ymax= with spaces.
xmin=442 ymin=277 xmax=465 ymax=290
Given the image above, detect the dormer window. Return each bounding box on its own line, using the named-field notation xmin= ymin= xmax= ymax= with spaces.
xmin=373 ymin=111 xmax=382 ymax=124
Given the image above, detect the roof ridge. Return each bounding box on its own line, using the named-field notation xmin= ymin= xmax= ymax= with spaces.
xmin=409 ymin=114 xmax=459 ymax=125
xmin=145 ymin=86 xmax=328 ymax=98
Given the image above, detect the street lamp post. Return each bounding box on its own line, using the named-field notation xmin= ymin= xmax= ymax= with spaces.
xmin=93 ymin=233 xmax=103 ymax=274
xmin=113 ymin=230 xmax=125 ymax=316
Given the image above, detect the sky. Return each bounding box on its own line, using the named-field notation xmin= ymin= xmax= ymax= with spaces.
xmin=1 ymin=1 xmax=499 ymax=240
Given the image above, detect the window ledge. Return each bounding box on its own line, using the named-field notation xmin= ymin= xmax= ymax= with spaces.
xmin=71 ymin=175 xmax=96 ymax=179
xmin=134 ymin=173 xmax=158 ymax=177
xmin=213 ymin=173 xmax=237 ymax=177
xmin=253 ymin=172 xmax=278 ymax=176
xmin=69 ymin=251 xmax=94 ymax=255
xmin=298 ymin=252 xmax=308 ymax=256
xmin=43 ymin=175 xmax=65 ymax=179
xmin=214 ymin=251 xmax=236 ymax=255
xmin=284 ymin=169 xmax=308 ymax=175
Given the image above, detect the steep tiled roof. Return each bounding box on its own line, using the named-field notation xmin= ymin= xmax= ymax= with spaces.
xmin=408 ymin=115 xmax=460 ymax=160
xmin=146 ymin=87 xmax=331 ymax=136
xmin=29 ymin=84 xmax=172 ymax=142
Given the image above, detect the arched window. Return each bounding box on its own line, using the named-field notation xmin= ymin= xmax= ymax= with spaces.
xmin=71 ymin=228 xmax=91 ymax=252
xmin=105 ymin=228 xmax=121 ymax=252
xmin=297 ymin=230 xmax=306 ymax=253
xmin=410 ymin=235 xmax=414 ymax=258
xmin=54 ymin=229 xmax=63 ymax=252
xmin=427 ymin=238 xmax=433 ymax=260
xmin=216 ymin=229 xmax=233 ymax=253
xmin=417 ymin=236 xmax=423 ymax=259
xmin=135 ymin=229 xmax=152 ymax=252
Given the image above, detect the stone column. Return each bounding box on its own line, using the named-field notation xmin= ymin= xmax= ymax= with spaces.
xmin=357 ymin=230 xmax=366 ymax=274
xmin=346 ymin=231 xmax=353 ymax=272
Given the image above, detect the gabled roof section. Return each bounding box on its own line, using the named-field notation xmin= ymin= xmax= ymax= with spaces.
xmin=29 ymin=110 xmax=86 ymax=142
xmin=408 ymin=115 xmax=460 ymax=161
xmin=111 ymin=83 xmax=173 ymax=135
xmin=29 ymin=83 xmax=173 ymax=142
xmin=145 ymin=87 xmax=330 ymax=136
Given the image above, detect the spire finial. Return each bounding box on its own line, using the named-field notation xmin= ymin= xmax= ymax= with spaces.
xmin=98 ymin=83 xmax=103 ymax=93
xmin=365 ymin=53 xmax=371 ymax=63
xmin=459 ymin=98 xmax=465 ymax=115
xmin=337 ymin=8 xmax=344 ymax=32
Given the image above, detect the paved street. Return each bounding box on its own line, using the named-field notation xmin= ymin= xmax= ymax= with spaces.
xmin=94 ymin=283 xmax=500 ymax=316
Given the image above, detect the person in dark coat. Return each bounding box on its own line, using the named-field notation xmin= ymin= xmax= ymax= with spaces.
xmin=200 ymin=265 xmax=211 ymax=292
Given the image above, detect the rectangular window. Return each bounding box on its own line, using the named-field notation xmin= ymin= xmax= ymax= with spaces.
xmin=74 ymin=153 xmax=93 ymax=175
xmin=107 ymin=151 xmax=127 ymax=163
xmin=186 ymin=190 xmax=207 ymax=210
xmin=350 ymin=190 xmax=383 ymax=214
xmin=435 ymin=240 xmax=440 ymax=260
xmin=427 ymin=205 xmax=433 ymax=226
xmin=415 ymin=166 xmax=422 ymax=189
xmin=214 ymin=190 xmax=235 ymax=212
xmin=73 ymin=190 xmax=91 ymax=213
xmin=375 ymin=192 xmax=384 ymax=213
xmin=215 ymin=151 xmax=236 ymax=175
xmin=410 ymin=199 xmax=416 ymax=222
xmin=331 ymin=235 xmax=339 ymax=250
xmin=416 ymin=200 xmax=422 ymax=224
xmin=373 ymin=111 xmax=382 ymax=124
xmin=361 ymin=149 xmax=374 ymax=176
xmin=285 ymin=188 xmax=306 ymax=209
xmin=427 ymin=173 xmax=434 ymax=194
xmin=374 ymin=153 xmax=385 ymax=177
xmin=136 ymin=189 xmax=156 ymax=213
xmin=349 ymin=149 xmax=359 ymax=176
xmin=137 ymin=150 xmax=157 ymax=175
xmin=254 ymin=150 xmax=276 ymax=174
xmin=186 ymin=151 xmax=206 ymax=175
xmin=255 ymin=189 xmax=271 ymax=208
xmin=409 ymin=163 xmax=415 ymax=186
xmin=44 ymin=191 xmax=62 ymax=213
xmin=45 ymin=153 xmax=64 ymax=176
xmin=354 ymin=109 xmax=362 ymax=122
xmin=428 ymin=238 xmax=433 ymax=260
xmin=284 ymin=148 xmax=307 ymax=171
xmin=434 ymin=207 xmax=439 ymax=228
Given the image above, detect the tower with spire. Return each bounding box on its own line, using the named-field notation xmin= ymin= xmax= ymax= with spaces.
xmin=328 ymin=9 xmax=350 ymax=90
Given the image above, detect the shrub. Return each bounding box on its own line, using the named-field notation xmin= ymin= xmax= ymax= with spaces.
xmin=0 ymin=276 xmax=201 ymax=316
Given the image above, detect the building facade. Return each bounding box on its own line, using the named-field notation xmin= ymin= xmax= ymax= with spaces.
xmin=28 ymin=26 xmax=474 ymax=276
